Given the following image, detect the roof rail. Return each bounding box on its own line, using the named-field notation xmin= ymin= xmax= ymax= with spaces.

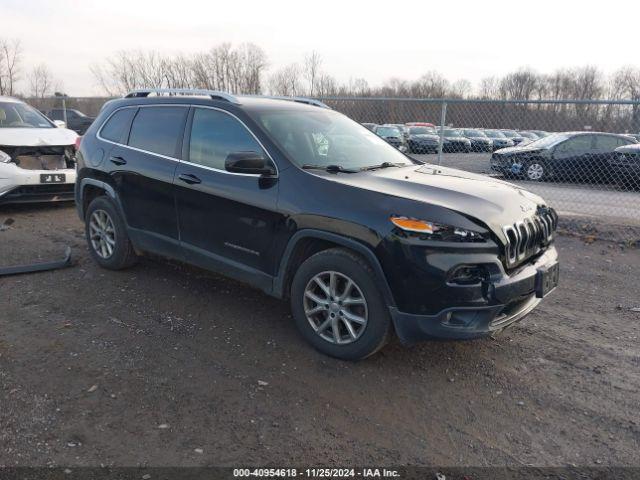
xmin=243 ymin=95 xmax=330 ymax=109
xmin=124 ymin=88 xmax=240 ymax=104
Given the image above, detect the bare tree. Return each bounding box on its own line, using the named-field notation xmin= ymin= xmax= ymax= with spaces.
xmin=0 ymin=38 xmax=22 ymax=95
xmin=28 ymin=63 xmax=53 ymax=98
xmin=303 ymin=51 xmax=322 ymax=96
xmin=478 ymin=77 xmax=500 ymax=99
xmin=499 ymin=68 xmax=538 ymax=100
xmin=267 ymin=63 xmax=303 ymax=96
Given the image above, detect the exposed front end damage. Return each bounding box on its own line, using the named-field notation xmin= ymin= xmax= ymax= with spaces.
xmin=0 ymin=145 xmax=77 ymax=204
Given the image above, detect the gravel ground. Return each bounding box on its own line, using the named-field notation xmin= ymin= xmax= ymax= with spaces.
xmin=1 ymin=203 xmax=639 ymax=468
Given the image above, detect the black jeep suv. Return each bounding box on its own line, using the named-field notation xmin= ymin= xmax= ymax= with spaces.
xmin=76 ymin=89 xmax=559 ymax=360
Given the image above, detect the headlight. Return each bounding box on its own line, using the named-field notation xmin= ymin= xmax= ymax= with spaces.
xmin=0 ymin=150 xmax=11 ymax=163
xmin=390 ymin=216 xmax=486 ymax=242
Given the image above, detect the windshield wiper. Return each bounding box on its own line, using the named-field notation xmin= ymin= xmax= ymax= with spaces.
xmin=301 ymin=164 xmax=360 ymax=173
xmin=360 ymin=162 xmax=407 ymax=171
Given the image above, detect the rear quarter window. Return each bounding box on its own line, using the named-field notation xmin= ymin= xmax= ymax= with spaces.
xmin=128 ymin=106 xmax=187 ymax=157
xmin=100 ymin=108 xmax=136 ymax=143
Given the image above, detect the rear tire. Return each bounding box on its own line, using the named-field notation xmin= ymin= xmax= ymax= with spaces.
xmin=290 ymin=248 xmax=392 ymax=361
xmin=85 ymin=196 xmax=138 ymax=270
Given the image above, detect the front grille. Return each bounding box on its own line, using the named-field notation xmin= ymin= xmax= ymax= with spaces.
xmin=502 ymin=207 xmax=557 ymax=268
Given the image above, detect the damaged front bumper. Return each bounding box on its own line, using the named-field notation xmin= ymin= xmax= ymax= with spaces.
xmin=0 ymin=147 xmax=76 ymax=204
xmin=389 ymin=246 xmax=558 ymax=343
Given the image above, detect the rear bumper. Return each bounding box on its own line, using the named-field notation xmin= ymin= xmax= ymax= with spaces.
xmin=389 ymin=246 xmax=558 ymax=343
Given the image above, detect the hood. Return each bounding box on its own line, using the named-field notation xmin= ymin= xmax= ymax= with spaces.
xmin=323 ymin=164 xmax=546 ymax=242
xmin=444 ymin=136 xmax=470 ymax=142
xmin=468 ymin=136 xmax=491 ymax=142
xmin=0 ymin=127 xmax=78 ymax=147
xmin=494 ymin=144 xmax=543 ymax=155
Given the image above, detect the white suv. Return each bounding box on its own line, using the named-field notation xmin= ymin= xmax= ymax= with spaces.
xmin=0 ymin=96 xmax=78 ymax=204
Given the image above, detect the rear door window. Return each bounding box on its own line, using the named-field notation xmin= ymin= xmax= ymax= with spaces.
xmin=100 ymin=108 xmax=136 ymax=143
xmin=594 ymin=135 xmax=622 ymax=151
xmin=128 ymin=106 xmax=187 ymax=157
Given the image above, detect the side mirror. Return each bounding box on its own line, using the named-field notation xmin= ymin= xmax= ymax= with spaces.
xmin=225 ymin=151 xmax=275 ymax=176
xmin=53 ymin=120 xmax=66 ymax=128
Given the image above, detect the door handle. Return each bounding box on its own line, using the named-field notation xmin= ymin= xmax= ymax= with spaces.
xmin=109 ymin=156 xmax=127 ymax=166
xmin=178 ymin=173 xmax=202 ymax=185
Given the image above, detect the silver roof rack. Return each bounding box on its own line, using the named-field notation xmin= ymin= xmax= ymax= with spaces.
xmin=244 ymin=95 xmax=330 ymax=109
xmin=123 ymin=89 xmax=330 ymax=109
xmin=124 ymin=88 xmax=240 ymax=104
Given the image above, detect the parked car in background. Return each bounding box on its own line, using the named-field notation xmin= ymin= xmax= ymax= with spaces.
xmin=406 ymin=122 xmax=435 ymax=128
xmin=437 ymin=128 xmax=472 ymax=153
xmin=490 ymin=132 xmax=636 ymax=182
xmin=406 ymin=126 xmax=440 ymax=154
xmin=529 ymin=130 xmax=549 ymax=138
xmin=76 ymin=88 xmax=559 ymax=360
xmin=518 ymin=131 xmax=540 ymax=141
xmin=500 ymin=129 xmax=527 ymax=145
xmin=461 ymin=129 xmax=493 ymax=152
xmin=389 ymin=123 xmax=410 ymax=140
xmin=483 ymin=130 xmax=515 ymax=151
xmin=46 ymin=108 xmax=95 ymax=135
xmin=374 ymin=124 xmax=409 ymax=152
xmin=361 ymin=122 xmax=377 ymax=131
xmin=610 ymin=143 xmax=640 ymax=188
xmin=0 ymin=97 xmax=78 ymax=204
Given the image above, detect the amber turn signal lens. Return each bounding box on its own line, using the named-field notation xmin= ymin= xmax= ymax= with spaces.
xmin=390 ymin=216 xmax=435 ymax=234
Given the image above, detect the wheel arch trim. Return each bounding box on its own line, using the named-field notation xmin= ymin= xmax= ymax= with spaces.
xmin=77 ymin=178 xmax=118 ymax=219
xmin=272 ymin=229 xmax=396 ymax=307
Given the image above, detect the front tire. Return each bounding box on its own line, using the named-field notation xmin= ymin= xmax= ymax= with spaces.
xmin=290 ymin=248 xmax=392 ymax=361
xmin=85 ymin=196 xmax=138 ymax=270
xmin=524 ymin=160 xmax=549 ymax=181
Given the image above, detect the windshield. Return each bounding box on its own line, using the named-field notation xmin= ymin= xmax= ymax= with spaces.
xmin=253 ymin=110 xmax=414 ymax=170
xmin=375 ymin=126 xmax=401 ymax=137
xmin=522 ymin=133 xmax=569 ymax=149
xmin=484 ymin=130 xmax=506 ymax=138
xmin=409 ymin=127 xmax=435 ymax=135
xmin=501 ymin=130 xmax=520 ymax=138
xmin=463 ymin=129 xmax=486 ymax=137
xmin=442 ymin=129 xmax=462 ymax=137
xmin=519 ymin=131 xmax=538 ymax=139
xmin=0 ymin=101 xmax=54 ymax=128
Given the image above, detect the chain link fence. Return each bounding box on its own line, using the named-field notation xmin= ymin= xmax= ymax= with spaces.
xmin=319 ymin=97 xmax=640 ymax=243
xmin=21 ymin=95 xmax=640 ymax=243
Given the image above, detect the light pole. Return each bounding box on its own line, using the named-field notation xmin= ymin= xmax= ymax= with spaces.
xmin=54 ymin=92 xmax=68 ymax=127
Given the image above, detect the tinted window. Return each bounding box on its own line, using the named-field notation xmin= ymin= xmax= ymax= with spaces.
xmin=49 ymin=110 xmax=64 ymax=120
xmin=100 ymin=108 xmax=136 ymax=143
xmin=594 ymin=135 xmax=623 ymax=151
xmin=128 ymin=107 xmax=187 ymax=157
xmin=559 ymin=135 xmax=592 ymax=152
xmin=189 ymin=108 xmax=266 ymax=170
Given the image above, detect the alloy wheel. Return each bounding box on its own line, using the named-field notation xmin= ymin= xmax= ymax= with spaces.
xmin=89 ymin=209 xmax=116 ymax=259
xmin=527 ymin=163 xmax=544 ymax=180
xmin=303 ymin=271 xmax=368 ymax=345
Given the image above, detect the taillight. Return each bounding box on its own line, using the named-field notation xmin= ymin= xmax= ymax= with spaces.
xmin=75 ymin=136 xmax=82 ymax=150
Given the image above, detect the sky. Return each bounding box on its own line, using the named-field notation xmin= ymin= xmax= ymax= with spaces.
xmin=2 ymin=0 xmax=639 ymax=96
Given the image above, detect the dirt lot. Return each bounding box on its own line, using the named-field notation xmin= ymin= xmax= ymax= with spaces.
xmin=1 ymin=203 xmax=639 ymax=468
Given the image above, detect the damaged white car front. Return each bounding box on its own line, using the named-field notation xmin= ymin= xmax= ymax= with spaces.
xmin=0 ymin=96 xmax=78 ymax=204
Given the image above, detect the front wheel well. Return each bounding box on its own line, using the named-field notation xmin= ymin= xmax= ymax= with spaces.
xmin=281 ymin=237 xmax=341 ymax=299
